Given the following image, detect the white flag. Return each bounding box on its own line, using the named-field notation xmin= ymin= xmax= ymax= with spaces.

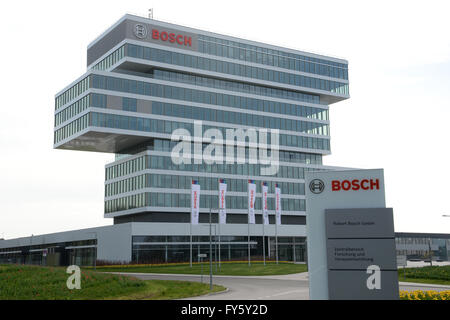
xmin=248 ymin=180 xmax=256 ymax=224
xmin=275 ymin=185 xmax=282 ymax=226
xmin=218 ymin=179 xmax=227 ymax=224
xmin=191 ymin=181 xmax=200 ymax=225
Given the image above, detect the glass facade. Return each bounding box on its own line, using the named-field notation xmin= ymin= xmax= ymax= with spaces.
xmin=197 ymin=35 xmax=348 ymax=80
xmin=126 ymin=44 xmax=349 ymax=95
xmin=0 ymin=240 xmax=97 ymax=266
xmin=55 ymin=76 xmax=90 ymax=110
xmin=54 ymin=113 xmax=89 ymax=143
xmin=395 ymin=233 xmax=450 ymax=261
xmin=132 ymin=235 xmax=307 ymax=264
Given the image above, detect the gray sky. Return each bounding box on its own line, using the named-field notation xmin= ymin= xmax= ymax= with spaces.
xmin=1 ymin=0 xmax=449 ymax=239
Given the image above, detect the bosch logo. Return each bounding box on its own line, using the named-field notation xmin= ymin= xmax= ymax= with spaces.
xmin=331 ymin=179 xmax=380 ymax=191
xmin=309 ymin=179 xmax=325 ymax=194
xmin=134 ymin=24 xmax=148 ymax=39
xmin=151 ymin=28 xmax=192 ymax=47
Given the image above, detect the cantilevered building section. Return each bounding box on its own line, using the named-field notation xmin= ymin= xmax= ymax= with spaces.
xmin=51 ymin=14 xmax=348 ymax=263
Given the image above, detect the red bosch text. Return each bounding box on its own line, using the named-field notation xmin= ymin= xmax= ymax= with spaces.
xmin=152 ymin=29 xmax=192 ymax=46
xmin=331 ymin=179 xmax=380 ymax=191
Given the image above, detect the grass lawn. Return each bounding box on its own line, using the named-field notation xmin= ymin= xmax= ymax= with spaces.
xmin=93 ymin=261 xmax=308 ymax=276
xmin=0 ymin=264 xmax=224 ymax=300
xmin=398 ymin=265 xmax=450 ymax=285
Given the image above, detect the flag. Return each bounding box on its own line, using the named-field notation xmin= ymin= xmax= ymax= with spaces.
xmin=218 ymin=179 xmax=227 ymax=224
xmin=191 ymin=180 xmax=200 ymax=225
xmin=262 ymin=182 xmax=269 ymax=225
xmin=275 ymin=184 xmax=282 ymax=225
xmin=248 ymin=180 xmax=256 ymax=224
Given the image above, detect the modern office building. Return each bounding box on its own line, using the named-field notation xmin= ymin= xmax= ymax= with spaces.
xmin=1 ymin=14 xmax=351 ymax=266
xmin=395 ymin=233 xmax=450 ymax=261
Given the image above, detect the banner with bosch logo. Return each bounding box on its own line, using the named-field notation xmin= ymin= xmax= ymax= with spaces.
xmin=248 ymin=180 xmax=256 ymax=224
xmin=218 ymin=179 xmax=227 ymax=224
xmin=261 ymin=182 xmax=269 ymax=225
xmin=191 ymin=180 xmax=200 ymax=225
xmin=275 ymin=184 xmax=282 ymax=226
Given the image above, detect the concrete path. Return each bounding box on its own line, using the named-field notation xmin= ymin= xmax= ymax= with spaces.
xmin=111 ymin=271 xmax=450 ymax=300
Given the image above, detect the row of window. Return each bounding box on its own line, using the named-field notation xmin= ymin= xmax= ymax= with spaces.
xmin=105 ymin=193 xmax=146 ymax=213
xmin=106 ymin=153 xmax=312 ymax=183
xmin=92 ymin=46 xmax=125 ymax=71
xmin=152 ymin=139 xmax=323 ymax=165
xmin=90 ymin=70 xmax=330 ymax=119
xmin=104 ymin=192 xmax=306 ymax=213
xmin=126 ymin=44 xmax=349 ymax=96
xmin=54 ymin=94 xmax=91 ymax=127
xmin=151 ymin=101 xmax=329 ymax=136
xmin=148 ymin=155 xmax=310 ymax=180
xmin=105 ymin=174 xmax=147 ymax=197
xmin=104 ymin=156 xmax=146 ymax=180
xmin=89 ymin=112 xmax=331 ymax=151
xmin=106 ymin=144 xmax=322 ymax=180
xmin=91 ymin=73 xmax=321 ymax=107
xmin=106 ymin=154 xmax=312 ymax=182
xmin=151 ymin=69 xmax=325 ymax=107
xmin=105 ymin=173 xmax=305 ymax=198
xmin=132 ymin=235 xmax=304 ymax=243
xmin=197 ymin=34 xmax=348 ymax=79
xmin=55 ymin=76 xmax=90 ymax=110
xmin=56 ymin=87 xmax=329 ymax=132
xmin=54 ymin=114 xmax=89 ymax=144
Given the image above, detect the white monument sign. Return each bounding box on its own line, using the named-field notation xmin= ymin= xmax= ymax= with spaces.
xmin=306 ymin=169 xmax=398 ymax=300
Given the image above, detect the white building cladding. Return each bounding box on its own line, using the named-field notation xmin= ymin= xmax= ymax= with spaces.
xmin=2 ymin=14 xmax=351 ymax=265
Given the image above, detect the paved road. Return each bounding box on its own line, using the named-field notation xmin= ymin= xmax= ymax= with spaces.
xmin=111 ymin=272 xmax=450 ymax=300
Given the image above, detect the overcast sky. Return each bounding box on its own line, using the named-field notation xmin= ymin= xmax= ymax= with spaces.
xmin=0 ymin=0 xmax=449 ymax=239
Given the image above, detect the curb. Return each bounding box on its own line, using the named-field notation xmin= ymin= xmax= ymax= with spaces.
xmin=399 ymin=282 xmax=450 ymax=289
xmin=107 ymin=271 xmax=308 ymax=280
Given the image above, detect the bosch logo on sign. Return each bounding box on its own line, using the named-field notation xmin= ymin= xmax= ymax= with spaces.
xmin=309 ymin=179 xmax=325 ymax=194
xmin=133 ymin=24 xmax=148 ymax=39
xmin=331 ymin=179 xmax=380 ymax=191
xmin=152 ymin=29 xmax=192 ymax=47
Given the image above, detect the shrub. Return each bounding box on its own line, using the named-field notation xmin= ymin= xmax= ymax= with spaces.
xmin=400 ymin=290 xmax=450 ymax=300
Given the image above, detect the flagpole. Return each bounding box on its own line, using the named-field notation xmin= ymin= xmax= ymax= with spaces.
xmin=262 ymin=220 xmax=265 ymax=266
xmin=275 ymin=184 xmax=280 ymax=265
xmin=275 ymin=218 xmax=279 ymax=264
xmin=190 ymin=181 xmax=192 ymax=268
xmin=262 ymin=182 xmax=266 ymax=266
xmin=190 ymin=221 xmax=192 ymax=268
xmin=218 ymin=221 xmax=221 ymax=271
xmin=248 ymin=213 xmax=251 ymax=267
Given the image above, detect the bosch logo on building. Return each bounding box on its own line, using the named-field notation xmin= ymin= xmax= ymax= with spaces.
xmin=133 ymin=24 xmax=148 ymax=39
xmin=331 ymin=179 xmax=380 ymax=191
xmin=309 ymin=179 xmax=325 ymax=194
xmin=152 ymin=28 xmax=192 ymax=47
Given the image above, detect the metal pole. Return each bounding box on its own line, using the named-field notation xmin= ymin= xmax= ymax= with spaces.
xmin=218 ymin=222 xmax=221 ymax=271
xmin=428 ymin=239 xmax=433 ymax=267
xmin=215 ymin=225 xmax=218 ymax=273
xmin=201 ymin=258 xmax=203 ymax=283
xmin=275 ymin=221 xmax=279 ymax=264
xmin=94 ymin=232 xmax=97 ymax=271
xmin=262 ymin=222 xmax=266 ymax=266
xmin=248 ymin=217 xmax=251 ymax=267
xmin=190 ymin=222 xmax=192 ymax=267
xmin=293 ymin=236 xmax=296 ymax=263
xmin=209 ymin=207 xmax=213 ymax=291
